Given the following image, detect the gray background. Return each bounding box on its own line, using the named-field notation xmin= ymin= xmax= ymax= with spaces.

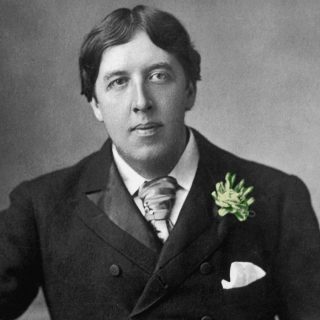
xmin=1 ymin=0 xmax=319 ymax=318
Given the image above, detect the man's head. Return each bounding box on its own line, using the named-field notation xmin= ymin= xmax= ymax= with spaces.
xmin=79 ymin=5 xmax=201 ymax=103
xmin=79 ymin=5 xmax=201 ymax=178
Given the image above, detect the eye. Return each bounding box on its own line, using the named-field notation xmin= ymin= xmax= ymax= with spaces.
xmin=107 ymin=77 xmax=128 ymax=90
xmin=149 ymin=71 xmax=170 ymax=83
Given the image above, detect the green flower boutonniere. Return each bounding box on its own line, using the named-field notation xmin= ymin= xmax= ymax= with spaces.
xmin=211 ymin=172 xmax=255 ymax=222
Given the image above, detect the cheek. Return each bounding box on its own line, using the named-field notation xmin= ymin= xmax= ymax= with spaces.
xmin=99 ymin=96 xmax=128 ymax=123
xmin=103 ymin=112 xmax=123 ymax=131
xmin=99 ymin=105 xmax=126 ymax=135
xmin=164 ymin=93 xmax=188 ymax=120
xmin=154 ymin=87 xmax=187 ymax=114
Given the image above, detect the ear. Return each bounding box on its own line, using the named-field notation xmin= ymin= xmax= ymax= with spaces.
xmin=185 ymin=82 xmax=196 ymax=111
xmin=90 ymin=98 xmax=104 ymax=122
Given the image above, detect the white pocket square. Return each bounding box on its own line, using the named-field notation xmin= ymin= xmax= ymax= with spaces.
xmin=221 ymin=261 xmax=266 ymax=289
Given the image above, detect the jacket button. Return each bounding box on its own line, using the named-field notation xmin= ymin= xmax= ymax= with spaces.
xmin=109 ymin=264 xmax=121 ymax=277
xmin=201 ymin=316 xmax=212 ymax=320
xmin=200 ymin=262 xmax=213 ymax=275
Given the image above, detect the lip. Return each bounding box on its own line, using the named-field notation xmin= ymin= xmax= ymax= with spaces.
xmin=132 ymin=122 xmax=162 ymax=130
xmin=131 ymin=122 xmax=163 ymax=136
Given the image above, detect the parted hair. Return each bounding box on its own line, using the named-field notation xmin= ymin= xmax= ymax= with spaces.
xmin=79 ymin=5 xmax=201 ymax=102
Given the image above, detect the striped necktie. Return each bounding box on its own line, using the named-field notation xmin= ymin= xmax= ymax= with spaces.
xmin=138 ymin=176 xmax=178 ymax=242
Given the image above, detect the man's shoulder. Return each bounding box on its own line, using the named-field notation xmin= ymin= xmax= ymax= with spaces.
xmin=193 ymin=128 xmax=305 ymax=197
xmin=10 ymin=141 xmax=111 ymax=207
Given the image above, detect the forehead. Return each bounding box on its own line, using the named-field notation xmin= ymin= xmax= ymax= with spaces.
xmin=98 ymin=31 xmax=181 ymax=74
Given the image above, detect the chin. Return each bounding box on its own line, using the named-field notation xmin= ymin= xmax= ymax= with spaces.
xmin=129 ymin=145 xmax=168 ymax=163
xmin=134 ymin=151 xmax=164 ymax=163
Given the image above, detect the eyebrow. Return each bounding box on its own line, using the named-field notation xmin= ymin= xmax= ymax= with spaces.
xmin=145 ymin=62 xmax=174 ymax=74
xmin=102 ymin=62 xmax=175 ymax=82
xmin=103 ymin=71 xmax=127 ymax=83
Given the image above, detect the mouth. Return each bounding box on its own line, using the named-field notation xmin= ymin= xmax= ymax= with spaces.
xmin=131 ymin=122 xmax=163 ymax=136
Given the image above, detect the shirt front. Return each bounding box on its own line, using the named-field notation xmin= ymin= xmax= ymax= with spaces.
xmin=112 ymin=129 xmax=199 ymax=239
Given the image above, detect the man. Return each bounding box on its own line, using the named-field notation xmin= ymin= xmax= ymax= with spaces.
xmin=1 ymin=5 xmax=320 ymax=320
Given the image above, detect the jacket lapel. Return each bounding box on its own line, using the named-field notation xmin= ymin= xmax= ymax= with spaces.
xmin=75 ymin=140 xmax=161 ymax=273
xmin=86 ymin=162 xmax=163 ymax=253
xmin=130 ymin=131 xmax=237 ymax=317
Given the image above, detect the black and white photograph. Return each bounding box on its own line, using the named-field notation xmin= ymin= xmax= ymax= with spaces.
xmin=1 ymin=1 xmax=320 ymax=319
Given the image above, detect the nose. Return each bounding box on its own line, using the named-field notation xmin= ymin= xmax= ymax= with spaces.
xmin=132 ymin=82 xmax=152 ymax=113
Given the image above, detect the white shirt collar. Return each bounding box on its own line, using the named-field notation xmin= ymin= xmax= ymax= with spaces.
xmin=112 ymin=129 xmax=199 ymax=196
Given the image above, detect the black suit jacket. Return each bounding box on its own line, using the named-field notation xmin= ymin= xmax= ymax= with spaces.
xmin=1 ymin=130 xmax=320 ymax=320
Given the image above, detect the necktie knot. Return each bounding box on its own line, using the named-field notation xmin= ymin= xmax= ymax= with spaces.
xmin=138 ymin=176 xmax=178 ymax=241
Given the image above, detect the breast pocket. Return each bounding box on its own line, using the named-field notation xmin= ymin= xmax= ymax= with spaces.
xmin=222 ymin=276 xmax=267 ymax=306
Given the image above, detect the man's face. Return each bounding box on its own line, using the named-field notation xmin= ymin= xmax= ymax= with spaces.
xmin=91 ymin=31 xmax=195 ymax=176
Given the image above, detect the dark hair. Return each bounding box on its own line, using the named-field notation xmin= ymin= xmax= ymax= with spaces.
xmin=79 ymin=5 xmax=201 ymax=102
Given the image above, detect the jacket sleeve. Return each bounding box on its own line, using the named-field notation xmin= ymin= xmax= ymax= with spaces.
xmin=0 ymin=182 xmax=41 ymax=319
xmin=274 ymin=175 xmax=320 ymax=320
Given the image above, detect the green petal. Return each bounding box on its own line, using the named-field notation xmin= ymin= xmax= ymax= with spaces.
xmin=235 ymin=179 xmax=244 ymax=192
xmin=229 ymin=207 xmax=238 ymax=214
xmin=217 ymin=182 xmax=225 ymax=193
xmin=247 ymin=197 xmax=255 ymax=206
xmin=234 ymin=210 xmax=247 ymax=222
xmin=218 ymin=208 xmax=229 ymax=216
xmin=225 ymin=172 xmax=231 ymax=182
xmin=216 ymin=200 xmax=229 ymax=208
xmin=225 ymin=179 xmax=230 ymax=190
xmin=230 ymin=173 xmax=236 ymax=187
xmin=242 ymin=186 xmax=254 ymax=197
